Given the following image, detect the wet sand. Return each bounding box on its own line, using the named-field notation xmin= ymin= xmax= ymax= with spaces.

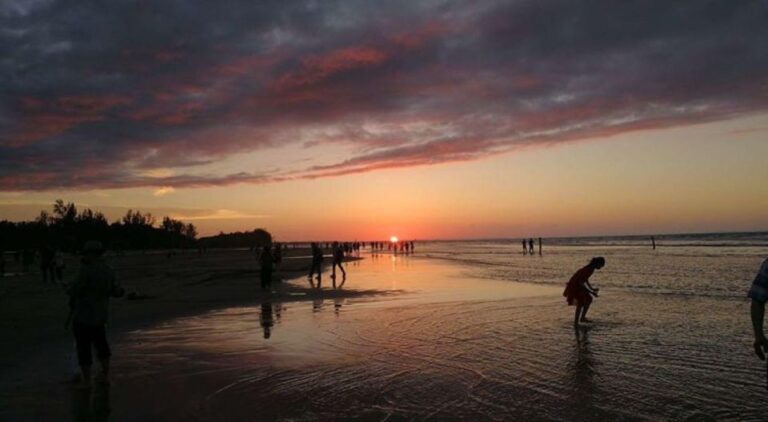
xmin=2 ymin=251 xmax=766 ymax=420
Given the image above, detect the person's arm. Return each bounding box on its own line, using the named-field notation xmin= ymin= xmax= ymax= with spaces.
xmin=584 ymin=280 xmax=598 ymax=296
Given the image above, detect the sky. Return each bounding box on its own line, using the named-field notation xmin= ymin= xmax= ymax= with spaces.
xmin=1 ymin=0 xmax=767 ymax=240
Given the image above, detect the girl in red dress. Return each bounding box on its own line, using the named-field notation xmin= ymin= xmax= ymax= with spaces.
xmin=564 ymin=257 xmax=605 ymax=326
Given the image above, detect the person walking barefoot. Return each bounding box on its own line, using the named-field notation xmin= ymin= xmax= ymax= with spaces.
xmin=564 ymin=257 xmax=605 ymax=327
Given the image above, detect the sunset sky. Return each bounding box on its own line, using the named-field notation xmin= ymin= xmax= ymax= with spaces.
xmin=1 ymin=1 xmax=767 ymax=240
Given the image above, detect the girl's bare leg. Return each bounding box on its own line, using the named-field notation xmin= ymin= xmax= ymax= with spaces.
xmin=580 ymin=303 xmax=592 ymax=322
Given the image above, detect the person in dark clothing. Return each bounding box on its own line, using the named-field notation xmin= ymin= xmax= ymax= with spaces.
xmin=528 ymin=238 xmax=535 ymax=255
xmin=66 ymin=241 xmax=124 ymax=387
xmin=259 ymin=244 xmax=274 ymax=291
xmin=748 ymin=258 xmax=768 ymax=362
xmin=331 ymin=241 xmax=346 ymax=281
xmin=308 ymin=243 xmax=323 ymax=285
xmin=40 ymin=246 xmax=55 ymax=283
xmin=564 ymin=257 xmax=605 ymax=327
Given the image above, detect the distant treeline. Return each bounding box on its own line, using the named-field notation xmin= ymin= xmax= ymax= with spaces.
xmin=198 ymin=229 xmax=272 ymax=249
xmin=0 ymin=200 xmax=271 ymax=253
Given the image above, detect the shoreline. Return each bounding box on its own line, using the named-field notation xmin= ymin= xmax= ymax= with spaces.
xmin=0 ymin=248 xmax=386 ymax=375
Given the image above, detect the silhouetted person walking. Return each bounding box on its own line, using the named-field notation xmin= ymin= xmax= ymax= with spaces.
xmin=309 ymin=242 xmax=323 ymax=285
xmin=564 ymin=257 xmax=604 ymax=327
xmin=331 ymin=241 xmax=346 ymax=281
xmin=528 ymin=238 xmax=535 ymax=255
xmin=67 ymin=241 xmax=124 ymax=387
xmin=54 ymin=249 xmax=66 ymax=283
xmin=40 ymin=245 xmax=55 ymax=283
xmin=522 ymin=239 xmax=527 ymax=255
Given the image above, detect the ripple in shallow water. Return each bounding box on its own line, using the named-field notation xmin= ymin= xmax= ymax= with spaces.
xmin=112 ymin=293 xmax=765 ymax=421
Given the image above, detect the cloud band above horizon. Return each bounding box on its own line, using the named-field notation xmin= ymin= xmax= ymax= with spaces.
xmin=1 ymin=0 xmax=767 ymax=191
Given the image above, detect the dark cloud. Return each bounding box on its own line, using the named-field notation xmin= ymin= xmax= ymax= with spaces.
xmin=1 ymin=0 xmax=766 ymax=191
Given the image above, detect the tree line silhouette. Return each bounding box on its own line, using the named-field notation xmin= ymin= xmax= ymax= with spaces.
xmin=0 ymin=200 xmax=199 ymax=253
xmin=0 ymin=200 xmax=276 ymax=254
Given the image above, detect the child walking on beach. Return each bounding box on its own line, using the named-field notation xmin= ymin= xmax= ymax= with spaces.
xmin=564 ymin=257 xmax=605 ymax=327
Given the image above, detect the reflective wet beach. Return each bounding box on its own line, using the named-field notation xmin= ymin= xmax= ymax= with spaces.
xmin=106 ymin=253 xmax=766 ymax=421
xmin=3 ymin=248 xmax=767 ymax=421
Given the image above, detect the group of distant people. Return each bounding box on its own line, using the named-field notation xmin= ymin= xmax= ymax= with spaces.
xmin=369 ymin=240 xmax=415 ymax=254
xmin=307 ymin=241 xmax=348 ymax=288
xmin=521 ymin=238 xmax=542 ymax=255
xmin=0 ymin=247 xmax=66 ymax=281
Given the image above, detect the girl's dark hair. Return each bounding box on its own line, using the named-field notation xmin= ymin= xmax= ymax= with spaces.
xmin=589 ymin=257 xmax=605 ymax=267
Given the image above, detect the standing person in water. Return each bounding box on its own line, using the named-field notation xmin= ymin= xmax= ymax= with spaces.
xmin=331 ymin=241 xmax=346 ymax=280
xmin=67 ymin=241 xmax=124 ymax=387
xmin=564 ymin=257 xmax=605 ymax=326
xmin=748 ymin=257 xmax=768 ymax=361
xmin=528 ymin=238 xmax=535 ymax=255
xmin=308 ymin=243 xmax=323 ymax=285
xmin=522 ymin=239 xmax=527 ymax=255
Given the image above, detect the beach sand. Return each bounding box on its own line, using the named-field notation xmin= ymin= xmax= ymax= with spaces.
xmin=1 ymin=250 xmax=766 ymax=421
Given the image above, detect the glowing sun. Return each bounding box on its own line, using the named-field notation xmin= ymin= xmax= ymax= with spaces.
xmin=390 ymin=236 xmax=399 ymax=243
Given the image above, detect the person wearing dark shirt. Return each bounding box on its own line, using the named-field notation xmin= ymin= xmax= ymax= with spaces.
xmin=67 ymin=241 xmax=124 ymax=387
xmin=331 ymin=241 xmax=346 ymax=281
xmin=308 ymin=243 xmax=323 ymax=285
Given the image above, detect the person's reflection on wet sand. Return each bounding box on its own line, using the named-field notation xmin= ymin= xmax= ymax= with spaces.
xmin=334 ymin=297 xmax=344 ymax=315
xmin=570 ymin=325 xmax=598 ymax=417
xmin=260 ymin=301 xmax=274 ymax=339
xmin=313 ymin=298 xmax=324 ymax=313
xmin=71 ymin=384 xmax=111 ymax=422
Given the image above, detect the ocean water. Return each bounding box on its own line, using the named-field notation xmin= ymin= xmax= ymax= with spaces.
xmin=417 ymin=232 xmax=768 ymax=297
xmin=91 ymin=233 xmax=768 ymax=421
xmin=3 ymin=232 xmax=768 ymax=420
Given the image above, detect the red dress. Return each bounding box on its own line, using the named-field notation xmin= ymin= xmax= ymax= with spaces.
xmin=563 ymin=265 xmax=594 ymax=306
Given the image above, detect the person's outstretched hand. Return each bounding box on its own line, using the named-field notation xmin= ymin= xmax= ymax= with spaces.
xmin=754 ymin=336 xmax=767 ymax=360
